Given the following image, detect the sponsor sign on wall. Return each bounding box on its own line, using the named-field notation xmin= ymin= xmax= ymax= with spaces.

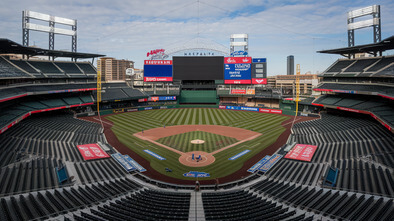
xmin=230 ymin=89 xmax=255 ymax=95
xmin=258 ymin=154 xmax=283 ymax=172
xmin=252 ymin=78 xmax=267 ymax=84
xmin=183 ymin=171 xmax=210 ymax=178
xmin=148 ymin=96 xmax=176 ymax=101
xmin=224 ymin=57 xmax=252 ymax=84
xmin=225 ymin=106 xmax=259 ymax=112
xmin=144 ymin=60 xmax=173 ymax=82
xmin=111 ymin=153 xmax=135 ymax=172
xmin=248 ymin=155 xmax=271 ymax=173
xmin=77 ymin=144 xmax=110 ymax=161
xmin=284 ymin=144 xmax=317 ymax=162
xmin=259 ymin=108 xmax=282 ymax=114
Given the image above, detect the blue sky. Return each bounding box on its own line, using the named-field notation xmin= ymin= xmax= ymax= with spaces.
xmin=1 ymin=0 xmax=393 ymax=75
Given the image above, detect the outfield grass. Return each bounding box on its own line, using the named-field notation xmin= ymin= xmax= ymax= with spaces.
xmin=156 ymin=131 xmax=238 ymax=153
xmin=106 ymin=108 xmax=289 ymax=180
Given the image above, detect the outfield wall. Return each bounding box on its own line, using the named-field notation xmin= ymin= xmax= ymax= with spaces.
xmin=77 ymin=104 xmax=293 ymax=118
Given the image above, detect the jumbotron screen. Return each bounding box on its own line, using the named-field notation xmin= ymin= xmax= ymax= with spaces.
xmin=173 ymin=56 xmax=224 ymax=80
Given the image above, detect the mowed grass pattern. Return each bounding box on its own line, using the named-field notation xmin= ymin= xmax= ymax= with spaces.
xmin=106 ymin=108 xmax=289 ymax=180
xmin=156 ymin=131 xmax=238 ymax=153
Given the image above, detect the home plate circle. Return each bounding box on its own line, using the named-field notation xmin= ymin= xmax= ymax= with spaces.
xmin=191 ymin=139 xmax=205 ymax=144
xmin=179 ymin=151 xmax=215 ymax=167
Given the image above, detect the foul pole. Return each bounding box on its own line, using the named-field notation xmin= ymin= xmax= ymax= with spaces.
xmin=97 ymin=70 xmax=104 ymax=129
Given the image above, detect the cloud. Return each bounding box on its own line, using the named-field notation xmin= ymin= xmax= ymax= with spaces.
xmin=1 ymin=0 xmax=393 ymax=74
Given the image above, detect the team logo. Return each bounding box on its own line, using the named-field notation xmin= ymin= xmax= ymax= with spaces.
xmin=231 ymin=50 xmax=248 ymax=56
xmin=226 ymin=58 xmax=236 ymax=63
xmin=146 ymin=49 xmax=169 ymax=60
xmin=242 ymin=58 xmax=250 ymax=63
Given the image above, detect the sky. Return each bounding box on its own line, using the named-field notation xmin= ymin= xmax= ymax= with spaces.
xmin=1 ymin=0 xmax=394 ymax=75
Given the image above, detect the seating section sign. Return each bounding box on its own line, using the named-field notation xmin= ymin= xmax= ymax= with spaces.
xmin=284 ymin=144 xmax=317 ymax=162
xmin=77 ymin=144 xmax=110 ymax=161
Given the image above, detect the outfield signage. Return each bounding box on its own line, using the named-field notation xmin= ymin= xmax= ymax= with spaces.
xmin=258 ymin=154 xmax=282 ymax=172
xmin=229 ymin=150 xmax=250 ymax=160
xmin=77 ymin=144 xmax=110 ymax=161
xmin=143 ymin=150 xmax=166 ymax=160
xmin=224 ymin=57 xmax=252 ymax=84
xmin=148 ymin=96 xmax=176 ymax=101
xmin=144 ymin=60 xmax=173 ymax=82
xmin=123 ymin=155 xmax=146 ymax=172
xmin=252 ymin=78 xmax=267 ymax=84
xmin=259 ymin=108 xmax=282 ymax=114
xmin=247 ymin=155 xmax=271 ymax=172
xmin=219 ymin=105 xmax=226 ymax=109
xmin=230 ymin=89 xmax=255 ymax=95
xmin=284 ymin=144 xmax=317 ymax=162
xmin=183 ymin=171 xmax=210 ymax=178
xmin=111 ymin=153 xmax=136 ymax=172
xmin=225 ymin=106 xmax=259 ymax=112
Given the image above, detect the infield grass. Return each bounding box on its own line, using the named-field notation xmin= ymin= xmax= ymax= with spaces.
xmin=106 ymin=108 xmax=289 ymax=180
xmin=156 ymin=131 xmax=238 ymax=153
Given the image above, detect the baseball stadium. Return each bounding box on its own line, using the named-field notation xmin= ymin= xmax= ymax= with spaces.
xmin=0 ymin=3 xmax=393 ymax=221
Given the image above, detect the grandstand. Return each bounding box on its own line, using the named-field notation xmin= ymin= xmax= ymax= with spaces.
xmin=1 ymin=6 xmax=394 ymax=220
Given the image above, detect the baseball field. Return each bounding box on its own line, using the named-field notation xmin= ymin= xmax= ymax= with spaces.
xmin=105 ymin=108 xmax=289 ymax=180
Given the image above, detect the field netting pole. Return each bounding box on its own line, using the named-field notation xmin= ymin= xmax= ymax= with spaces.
xmin=97 ymin=70 xmax=104 ymax=130
xmin=291 ymin=64 xmax=300 ymax=129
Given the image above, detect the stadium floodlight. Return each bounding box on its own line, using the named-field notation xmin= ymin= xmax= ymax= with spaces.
xmin=22 ymin=10 xmax=77 ymax=57
xmin=347 ymin=5 xmax=379 ymax=19
xmin=230 ymin=42 xmax=248 ymax=47
xmin=347 ymin=5 xmax=381 ymax=49
xmin=230 ymin=34 xmax=248 ymax=57
xmin=347 ymin=18 xmax=380 ymax=30
xmin=230 ymin=34 xmax=248 ymax=39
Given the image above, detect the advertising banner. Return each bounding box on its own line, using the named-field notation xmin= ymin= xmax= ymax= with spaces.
xmin=143 ymin=150 xmax=166 ymax=160
xmin=258 ymin=154 xmax=283 ymax=172
xmin=252 ymin=78 xmax=267 ymax=84
xmin=248 ymin=155 xmax=271 ymax=172
xmin=231 ymin=89 xmax=246 ymax=94
xmin=229 ymin=150 xmax=250 ymax=160
xmin=77 ymin=144 xmax=110 ymax=161
xmin=284 ymin=144 xmax=317 ymax=162
xmin=224 ymin=57 xmax=252 ymax=84
xmin=246 ymin=89 xmax=255 ymax=95
xmin=226 ymin=106 xmax=259 ymax=112
xmin=144 ymin=60 xmax=173 ymax=82
xmin=183 ymin=171 xmax=210 ymax=178
xmin=259 ymin=108 xmax=282 ymax=114
xmin=123 ymin=155 xmax=146 ymax=172
xmin=111 ymin=153 xmax=135 ymax=172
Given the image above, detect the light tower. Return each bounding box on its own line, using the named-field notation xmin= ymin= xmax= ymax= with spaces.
xmin=295 ymin=64 xmax=301 ymax=114
xmin=230 ymin=34 xmax=248 ymax=57
xmin=347 ymin=5 xmax=381 ymax=56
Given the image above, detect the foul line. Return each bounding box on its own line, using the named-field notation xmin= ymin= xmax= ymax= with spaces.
xmin=134 ymin=132 xmax=262 ymax=156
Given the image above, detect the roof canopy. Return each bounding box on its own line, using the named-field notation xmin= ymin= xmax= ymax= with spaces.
xmin=0 ymin=38 xmax=104 ymax=59
xmin=318 ymin=35 xmax=394 ymax=57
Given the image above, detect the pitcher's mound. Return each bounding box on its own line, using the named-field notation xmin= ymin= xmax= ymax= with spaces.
xmin=191 ymin=139 xmax=205 ymax=144
xmin=179 ymin=151 xmax=215 ymax=167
